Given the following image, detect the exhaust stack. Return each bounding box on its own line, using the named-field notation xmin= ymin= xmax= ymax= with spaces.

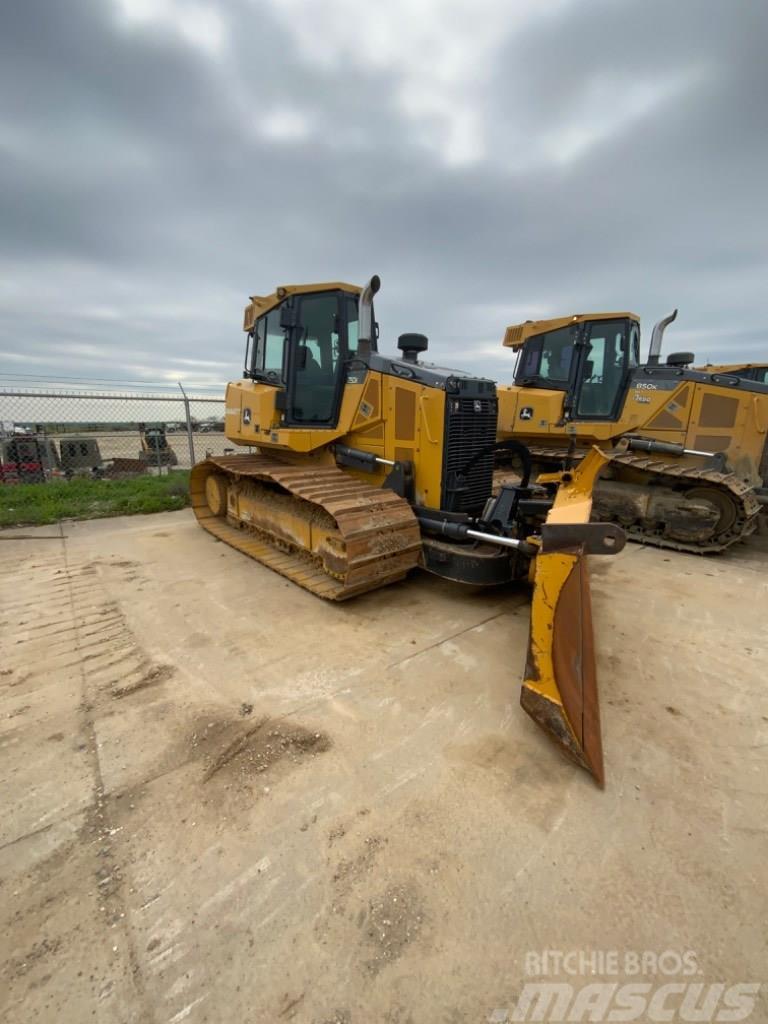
xmin=357 ymin=275 xmax=380 ymax=358
xmin=647 ymin=308 xmax=678 ymax=365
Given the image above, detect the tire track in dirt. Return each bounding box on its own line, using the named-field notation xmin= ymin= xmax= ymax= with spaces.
xmin=2 ymin=532 xmax=336 ymax=1023
xmin=1 ymin=534 xmax=179 ymax=1023
xmin=56 ymin=526 xmax=158 ymax=1024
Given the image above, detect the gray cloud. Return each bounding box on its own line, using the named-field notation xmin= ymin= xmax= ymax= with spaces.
xmin=0 ymin=0 xmax=766 ymax=388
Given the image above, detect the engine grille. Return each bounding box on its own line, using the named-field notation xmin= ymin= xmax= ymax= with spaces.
xmin=441 ymin=392 xmax=498 ymax=514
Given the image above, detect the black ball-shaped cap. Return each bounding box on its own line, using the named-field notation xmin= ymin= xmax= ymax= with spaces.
xmin=666 ymin=351 xmax=695 ymax=366
xmin=397 ymin=333 xmax=429 ymax=353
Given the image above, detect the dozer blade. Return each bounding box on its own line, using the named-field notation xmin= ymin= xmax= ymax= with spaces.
xmin=522 ymin=448 xmax=625 ymax=786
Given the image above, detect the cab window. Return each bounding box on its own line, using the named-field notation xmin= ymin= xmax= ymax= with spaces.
xmin=515 ymin=326 xmax=574 ymax=387
xmin=252 ymin=308 xmax=287 ymax=380
xmin=628 ymin=323 xmax=640 ymax=367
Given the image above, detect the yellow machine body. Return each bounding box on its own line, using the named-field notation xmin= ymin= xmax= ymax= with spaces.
xmin=496 ymin=312 xmax=768 ymax=551
xmin=225 ymin=369 xmax=448 ymax=504
xmin=499 ymin=314 xmax=768 ymax=485
xmin=498 ymin=369 xmax=768 ymax=485
xmin=191 ymin=279 xmax=627 ymax=784
xmin=231 ymin=280 xmax=450 ymax=505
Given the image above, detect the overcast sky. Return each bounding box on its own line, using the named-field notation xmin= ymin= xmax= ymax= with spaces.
xmin=1 ymin=0 xmax=766 ymax=387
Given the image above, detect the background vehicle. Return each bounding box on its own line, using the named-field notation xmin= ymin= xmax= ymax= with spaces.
xmin=0 ymin=432 xmax=48 ymax=483
xmin=139 ymin=424 xmax=178 ymax=467
xmin=190 ymin=277 xmax=626 ymax=784
xmin=496 ymin=311 xmax=768 ymax=552
xmin=60 ymin=436 xmax=104 ymax=478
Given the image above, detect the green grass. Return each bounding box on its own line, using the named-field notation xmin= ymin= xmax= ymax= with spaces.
xmin=0 ymin=471 xmax=190 ymax=527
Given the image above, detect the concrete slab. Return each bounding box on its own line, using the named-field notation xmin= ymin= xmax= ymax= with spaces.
xmin=1 ymin=511 xmax=767 ymax=1023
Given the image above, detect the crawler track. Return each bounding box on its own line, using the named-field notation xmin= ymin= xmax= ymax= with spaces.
xmin=495 ymin=447 xmax=760 ymax=554
xmin=190 ymin=454 xmax=423 ymax=599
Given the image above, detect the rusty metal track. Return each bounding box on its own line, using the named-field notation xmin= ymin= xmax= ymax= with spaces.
xmin=496 ymin=447 xmax=759 ymax=554
xmin=190 ymin=454 xmax=423 ymax=600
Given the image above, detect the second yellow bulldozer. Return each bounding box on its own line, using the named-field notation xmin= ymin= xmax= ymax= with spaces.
xmin=190 ymin=277 xmax=627 ymax=784
xmin=496 ymin=311 xmax=768 ymax=553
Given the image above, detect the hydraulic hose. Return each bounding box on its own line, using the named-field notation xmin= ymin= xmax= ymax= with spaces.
xmin=459 ymin=439 xmax=533 ymax=488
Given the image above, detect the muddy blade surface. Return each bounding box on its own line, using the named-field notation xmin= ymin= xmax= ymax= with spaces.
xmin=522 ymin=548 xmax=604 ymax=786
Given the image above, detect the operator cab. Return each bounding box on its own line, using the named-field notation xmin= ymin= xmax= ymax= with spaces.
xmin=510 ymin=314 xmax=640 ymax=421
xmin=243 ymin=284 xmax=376 ymax=427
xmin=142 ymin=425 xmax=170 ymax=450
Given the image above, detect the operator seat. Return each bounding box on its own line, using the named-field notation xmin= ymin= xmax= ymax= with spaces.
xmin=298 ymin=344 xmax=323 ymax=377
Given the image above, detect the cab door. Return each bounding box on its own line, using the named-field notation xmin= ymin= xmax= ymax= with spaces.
xmin=569 ymin=319 xmax=635 ymax=422
xmin=284 ymin=291 xmax=351 ymax=428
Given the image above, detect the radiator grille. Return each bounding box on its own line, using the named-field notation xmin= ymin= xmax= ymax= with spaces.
xmin=441 ymin=395 xmax=498 ymax=514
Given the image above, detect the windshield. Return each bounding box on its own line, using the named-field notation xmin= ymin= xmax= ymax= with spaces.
xmin=515 ymin=325 xmax=574 ymax=387
xmin=245 ymin=290 xmax=370 ymax=384
xmin=514 ymin=318 xmax=636 ymax=399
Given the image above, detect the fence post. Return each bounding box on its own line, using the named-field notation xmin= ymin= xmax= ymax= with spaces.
xmin=178 ymin=382 xmax=196 ymax=469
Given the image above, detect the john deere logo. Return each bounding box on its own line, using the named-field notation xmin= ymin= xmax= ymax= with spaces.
xmin=520 ymin=406 xmax=533 ymax=420
xmin=242 ymin=408 xmax=251 ymax=425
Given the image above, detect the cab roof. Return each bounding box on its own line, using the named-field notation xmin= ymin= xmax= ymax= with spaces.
xmin=503 ymin=312 xmax=640 ymax=350
xmin=243 ymin=281 xmax=361 ymax=332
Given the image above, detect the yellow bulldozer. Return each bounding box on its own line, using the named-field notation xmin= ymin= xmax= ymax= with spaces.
xmin=496 ymin=311 xmax=768 ymax=553
xmin=139 ymin=424 xmax=178 ymax=468
xmin=190 ymin=277 xmax=628 ymax=784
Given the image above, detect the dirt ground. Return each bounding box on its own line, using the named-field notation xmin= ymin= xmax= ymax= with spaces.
xmin=1 ymin=512 xmax=767 ymax=1023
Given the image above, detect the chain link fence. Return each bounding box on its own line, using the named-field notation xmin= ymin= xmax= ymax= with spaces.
xmin=0 ymin=381 xmax=232 ymax=484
